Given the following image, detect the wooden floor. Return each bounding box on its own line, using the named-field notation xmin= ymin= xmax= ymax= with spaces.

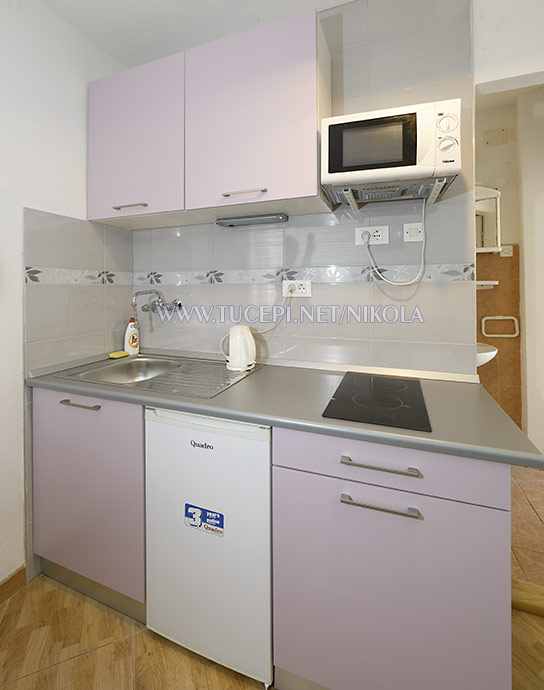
xmin=1 ymin=574 xmax=544 ymax=689
xmin=511 ymin=466 xmax=544 ymax=586
xmin=0 ymin=576 xmax=261 ymax=689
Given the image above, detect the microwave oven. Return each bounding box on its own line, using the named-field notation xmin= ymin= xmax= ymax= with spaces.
xmin=321 ymin=99 xmax=461 ymax=207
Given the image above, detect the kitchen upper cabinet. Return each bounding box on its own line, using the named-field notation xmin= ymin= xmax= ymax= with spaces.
xmin=32 ymin=388 xmax=145 ymax=603
xmin=272 ymin=432 xmax=512 ymax=690
xmin=88 ymin=52 xmax=185 ymax=221
xmin=185 ymin=11 xmax=330 ymax=212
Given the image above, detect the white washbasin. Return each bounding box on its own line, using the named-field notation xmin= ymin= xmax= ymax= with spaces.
xmin=477 ymin=342 xmax=498 ymax=367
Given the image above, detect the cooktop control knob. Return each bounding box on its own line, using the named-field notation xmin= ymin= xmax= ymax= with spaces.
xmin=438 ymin=114 xmax=458 ymax=133
xmin=438 ymin=137 xmax=458 ymax=153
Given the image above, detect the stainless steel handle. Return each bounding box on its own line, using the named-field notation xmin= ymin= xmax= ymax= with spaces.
xmin=341 ymin=493 xmax=422 ymax=520
xmin=340 ymin=455 xmax=422 ymax=478
xmin=221 ymin=187 xmax=268 ymax=198
xmin=59 ymin=399 xmax=101 ymax=412
xmin=112 ymin=202 xmax=149 ymax=210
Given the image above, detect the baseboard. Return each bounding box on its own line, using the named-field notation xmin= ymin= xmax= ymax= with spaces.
xmin=512 ymin=578 xmax=544 ymax=617
xmin=41 ymin=558 xmax=146 ymax=623
xmin=0 ymin=566 xmax=26 ymax=605
xmin=274 ymin=667 xmax=330 ymax=690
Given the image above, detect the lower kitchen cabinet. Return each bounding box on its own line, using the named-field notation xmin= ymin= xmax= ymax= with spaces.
xmin=32 ymin=388 xmax=145 ymax=603
xmin=273 ymin=466 xmax=511 ymax=690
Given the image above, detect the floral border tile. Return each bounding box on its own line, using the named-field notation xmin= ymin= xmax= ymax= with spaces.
xmin=135 ymin=263 xmax=474 ymax=285
xmin=24 ymin=267 xmax=133 ymax=285
xmin=27 ymin=264 xmax=474 ymax=286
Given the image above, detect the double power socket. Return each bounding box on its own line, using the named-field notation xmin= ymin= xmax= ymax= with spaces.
xmin=355 ymin=224 xmax=424 ymax=245
xmin=281 ymin=222 xmax=426 ymax=298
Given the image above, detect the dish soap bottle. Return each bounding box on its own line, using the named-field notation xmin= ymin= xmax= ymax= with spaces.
xmin=124 ymin=318 xmax=139 ymax=356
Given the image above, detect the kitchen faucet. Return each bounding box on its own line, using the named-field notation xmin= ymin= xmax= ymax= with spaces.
xmin=131 ymin=289 xmax=182 ymax=330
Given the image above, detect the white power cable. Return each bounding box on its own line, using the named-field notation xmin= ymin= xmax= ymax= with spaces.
xmin=254 ymin=289 xmax=293 ymax=335
xmin=363 ymin=199 xmax=427 ymax=287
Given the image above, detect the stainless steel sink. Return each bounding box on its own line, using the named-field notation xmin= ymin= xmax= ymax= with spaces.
xmin=69 ymin=356 xmax=180 ymax=384
xmin=55 ymin=354 xmax=257 ymax=398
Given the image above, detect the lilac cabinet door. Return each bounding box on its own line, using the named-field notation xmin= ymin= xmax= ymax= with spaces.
xmin=33 ymin=388 xmax=145 ymax=602
xmin=185 ymin=11 xmax=319 ymax=210
xmin=88 ymin=52 xmax=185 ymax=220
xmin=273 ymin=467 xmax=511 ymax=690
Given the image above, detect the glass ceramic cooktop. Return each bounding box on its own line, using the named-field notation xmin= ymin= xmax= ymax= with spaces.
xmin=322 ymin=372 xmax=432 ymax=432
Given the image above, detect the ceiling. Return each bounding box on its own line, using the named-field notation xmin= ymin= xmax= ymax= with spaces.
xmin=43 ymin=0 xmax=352 ymax=68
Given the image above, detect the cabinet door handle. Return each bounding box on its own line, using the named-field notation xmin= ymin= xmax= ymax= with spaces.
xmin=112 ymin=202 xmax=149 ymax=210
xmin=221 ymin=187 xmax=268 ymax=198
xmin=340 ymin=455 xmax=422 ymax=478
xmin=341 ymin=493 xmax=422 ymax=520
xmin=59 ymin=399 xmax=101 ymax=412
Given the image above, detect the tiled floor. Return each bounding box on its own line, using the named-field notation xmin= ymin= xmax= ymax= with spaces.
xmin=0 ymin=576 xmax=261 ymax=689
xmin=511 ymin=465 xmax=544 ymax=586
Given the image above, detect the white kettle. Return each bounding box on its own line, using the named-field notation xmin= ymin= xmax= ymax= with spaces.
xmin=220 ymin=325 xmax=256 ymax=372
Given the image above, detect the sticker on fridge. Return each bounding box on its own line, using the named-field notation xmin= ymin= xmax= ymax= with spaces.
xmin=185 ymin=503 xmax=224 ymax=537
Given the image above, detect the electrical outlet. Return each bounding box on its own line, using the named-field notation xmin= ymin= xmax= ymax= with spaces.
xmin=500 ymin=245 xmax=513 ymax=257
xmin=403 ymin=223 xmax=424 ymax=242
xmin=282 ymin=280 xmax=312 ymax=297
xmin=355 ymin=226 xmax=389 ymax=246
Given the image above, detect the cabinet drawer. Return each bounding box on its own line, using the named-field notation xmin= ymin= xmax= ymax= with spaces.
xmin=272 ymin=427 xmax=510 ymax=509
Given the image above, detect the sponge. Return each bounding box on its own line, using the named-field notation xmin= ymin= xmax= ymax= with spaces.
xmin=109 ymin=350 xmax=129 ymax=359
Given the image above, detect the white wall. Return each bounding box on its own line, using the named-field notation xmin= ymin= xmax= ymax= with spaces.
xmin=517 ymin=89 xmax=544 ymax=453
xmin=473 ymin=0 xmax=544 ymax=87
xmin=475 ymin=103 xmax=521 ymax=244
xmin=0 ymin=0 xmax=123 ymax=582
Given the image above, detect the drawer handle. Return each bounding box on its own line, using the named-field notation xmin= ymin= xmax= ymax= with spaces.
xmin=112 ymin=202 xmax=149 ymax=210
xmin=341 ymin=493 xmax=422 ymax=520
xmin=59 ymin=399 xmax=101 ymax=412
xmin=340 ymin=455 xmax=422 ymax=478
xmin=221 ymin=187 xmax=268 ymax=198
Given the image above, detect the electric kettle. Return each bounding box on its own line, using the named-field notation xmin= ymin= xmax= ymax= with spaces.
xmin=220 ymin=325 xmax=256 ymax=372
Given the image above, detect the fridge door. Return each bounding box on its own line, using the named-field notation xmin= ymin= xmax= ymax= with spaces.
xmin=145 ymin=408 xmax=272 ymax=683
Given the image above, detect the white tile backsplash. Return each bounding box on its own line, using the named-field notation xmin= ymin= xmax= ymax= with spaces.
xmin=104 ymin=226 xmax=134 ymax=273
xmin=24 ymin=208 xmax=105 ymax=269
xmin=370 ymin=282 xmax=475 ymax=344
xmin=25 ymin=332 xmax=107 ymax=371
xmin=213 ymin=224 xmax=284 ymax=270
xmin=24 ymin=209 xmax=133 ymax=370
xmin=133 ymin=229 xmax=153 ymax=273
xmin=367 ymin=17 xmax=471 ymax=102
xmin=25 ymin=284 xmax=105 ymax=343
xmin=283 ymin=335 xmax=373 ymax=365
xmin=285 ymin=218 xmax=368 ymax=268
xmin=320 ymin=0 xmax=368 ymax=56
xmin=105 ymin=284 xmax=135 ymax=334
xmin=152 ymin=224 xmax=213 ymax=271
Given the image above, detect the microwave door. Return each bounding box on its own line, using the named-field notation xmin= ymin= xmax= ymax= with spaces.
xmin=329 ymin=114 xmax=415 ymax=172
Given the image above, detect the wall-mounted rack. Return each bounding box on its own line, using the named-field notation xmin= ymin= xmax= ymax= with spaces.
xmin=476 ymin=280 xmax=499 ymax=290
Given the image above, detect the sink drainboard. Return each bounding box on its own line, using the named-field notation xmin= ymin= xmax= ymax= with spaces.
xmin=119 ymin=358 xmax=251 ymax=399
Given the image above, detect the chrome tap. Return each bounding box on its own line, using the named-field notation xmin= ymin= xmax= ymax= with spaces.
xmin=131 ymin=290 xmax=182 ymax=329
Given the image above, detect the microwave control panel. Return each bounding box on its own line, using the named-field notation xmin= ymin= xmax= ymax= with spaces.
xmin=434 ymin=99 xmax=461 ymax=175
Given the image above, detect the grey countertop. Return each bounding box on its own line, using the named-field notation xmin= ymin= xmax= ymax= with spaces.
xmin=27 ymin=357 xmax=543 ymax=468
